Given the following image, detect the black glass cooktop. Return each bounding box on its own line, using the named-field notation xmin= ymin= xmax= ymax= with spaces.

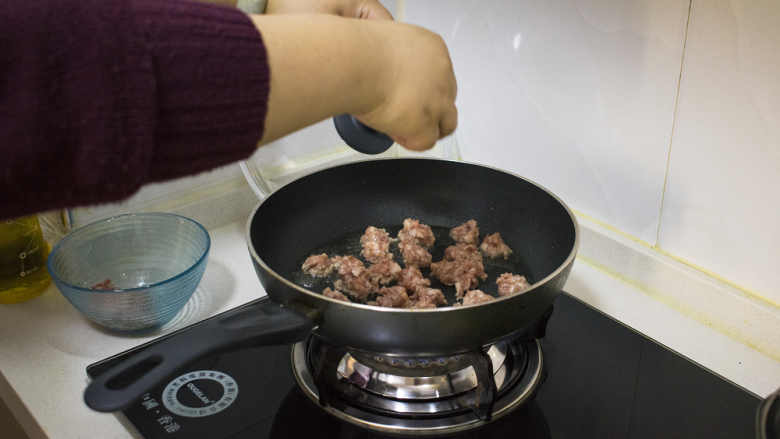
xmin=87 ymin=293 xmax=760 ymax=438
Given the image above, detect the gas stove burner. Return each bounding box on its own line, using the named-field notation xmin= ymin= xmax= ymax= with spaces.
xmin=351 ymin=352 xmax=466 ymax=369
xmin=337 ymin=342 xmax=509 ymax=400
xmin=291 ymin=336 xmax=544 ymax=435
xmin=347 ymin=342 xmax=507 ymax=375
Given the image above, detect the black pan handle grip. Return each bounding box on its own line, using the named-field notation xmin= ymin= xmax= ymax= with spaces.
xmin=83 ymin=304 xmax=313 ymax=413
xmin=333 ymin=114 xmax=394 ymax=155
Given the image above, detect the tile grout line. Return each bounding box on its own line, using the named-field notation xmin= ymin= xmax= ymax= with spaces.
xmin=655 ymin=0 xmax=694 ymax=248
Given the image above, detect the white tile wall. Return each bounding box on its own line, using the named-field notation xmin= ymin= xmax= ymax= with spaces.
xmin=403 ymin=0 xmax=780 ymax=303
xmin=69 ymin=162 xmax=244 ymax=227
xmin=659 ymin=0 xmax=780 ymax=303
xmin=380 ymin=0 xmax=397 ymax=18
xmin=404 ymin=0 xmax=690 ymax=242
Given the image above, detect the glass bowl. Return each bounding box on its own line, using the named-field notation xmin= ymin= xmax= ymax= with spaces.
xmin=47 ymin=213 xmax=210 ymax=333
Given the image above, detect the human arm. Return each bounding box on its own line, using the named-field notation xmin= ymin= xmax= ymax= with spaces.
xmin=236 ymin=0 xmax=454 ymax=148
xmin=0 ymin=0 xmax=456 ymax=220
xmin=253 ymin=13 xmax=457 ymax=150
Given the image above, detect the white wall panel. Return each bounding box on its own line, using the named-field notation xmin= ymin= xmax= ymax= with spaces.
xmin=405 ymin=0 xmax=689 ymax=241
xmin=659 ymin=0 xmax=780 ymax=301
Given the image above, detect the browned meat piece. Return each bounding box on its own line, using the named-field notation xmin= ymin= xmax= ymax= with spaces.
xmin=302 ymin=254 xmax=334 ymax=276
xmin=360 ymin=226 xmax=393 ymax=263
xmin=322 ymin=287 xmax=350 ymax=302
xmin=367 ymin=257 xmax=402 ymax=285
xmin=399 ymin=241 xmax=432 ymax=268
xmin=375 ymin=286 xmax=411 ymax=308
xmin=331 ymin=255 xmax=365 ymax=277
xmin=462 ymin=290 xmax=495 ymax=306
xmin=397 ymin=218 xmax=435 ymax=248
xmin=397 ymin=266 xmax=430 ymax=292
xmin=430 ymin=260 xmax=487 ymax=299
xmin=334 ymin=274 xmax=377 ymax=300
xmin=91 ymin=279 xmax=118 ymax=290
xmin=410 ymin=286 xmax=446 ymax=308
xmin=450 ymin=220 xmax=479 ymax=244
xmin=443 ymin=243 xmax=482 ymax=262
xmin=480 ymin=233 xmax=513 ymax=260
xmin=331 ymin=255 xmax=377 ymax=300
xmin=496 ymin=273 xmax=531 ymax=296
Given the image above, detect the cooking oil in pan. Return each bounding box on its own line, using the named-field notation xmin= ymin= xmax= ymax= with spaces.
xmin=290 ymin=224 xmax=534 ymax=306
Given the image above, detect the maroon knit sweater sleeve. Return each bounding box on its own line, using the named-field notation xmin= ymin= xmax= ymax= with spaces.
xmin=0 ymin=0 xmax=269 ymax=220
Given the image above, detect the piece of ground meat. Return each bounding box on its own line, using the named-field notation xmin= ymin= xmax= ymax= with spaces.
xmin=375 ymin=286 xmax=411 ymax=308
xmin=322 ymin=287 xmax=350 ymax=302
xmin=399 ymin=241 xmax=432 ymax=268
xmin=367 ymin=257 xmax=402 ymax=285
xmin=397 ymin=219 xmax=435 ymax=248
xmin=331 ymin=255 xmax=365 ymax=277
xmin=443 ymin=243 xmax=482 ymax=262
xmin=334 ymin=274 xmax=377 ymax=300
xmin=397 ymin=266 xmax=431 ymax=292
xmin=302 ymin=254 xmax=334 ymax=276
xmin=410 ymin=286 xmax=446 ymax=308
xmin=462 ymin=290 xmax=495 ymax=306
xmin=360 ymin=226 xmax=393 ymax=263
xmin=450 ymin=220 xmax=479 ymax=244
xmin=480 ymin=233 xmax=513 ymax=260
xmin=91 ymin=279 xmax=119 ymax=290
xmin=496 ymin=273 xmax=531 ymax=296
xmin=430 ymin=260 xmax=487 ymax=299
xmin=330 ymin=255 xmax=377 ymax=300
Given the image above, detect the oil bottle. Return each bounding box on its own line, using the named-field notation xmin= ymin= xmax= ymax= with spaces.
xmin=0 ymin=215 xmax=52 ymax=303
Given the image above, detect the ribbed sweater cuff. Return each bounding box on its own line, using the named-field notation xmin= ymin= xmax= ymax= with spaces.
xmin=132 ymin=0 xmax=269 ymax=182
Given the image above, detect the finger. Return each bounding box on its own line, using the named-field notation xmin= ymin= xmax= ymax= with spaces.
xmin=439 ymin=104 xmax=458 ymax=139
xmin=402 ymin=124 xmax=440 ymax=152
xmin=356 ymin=0 xmax=393 ymax=20
xmin=390 ymin=135 xmax=406 ymax=148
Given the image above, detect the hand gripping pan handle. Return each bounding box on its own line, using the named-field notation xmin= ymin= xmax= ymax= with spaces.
xmin=84 ymin=304 xmax=314 ymax=412
xmin=333 ymin=114 xmax=394 ymax=155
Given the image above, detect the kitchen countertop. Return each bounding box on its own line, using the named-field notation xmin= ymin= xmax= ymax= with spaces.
xmin=0 ymin=221 xmax=265 ymax=439
xmin=2 ymin=185 xmax=780 ymax=438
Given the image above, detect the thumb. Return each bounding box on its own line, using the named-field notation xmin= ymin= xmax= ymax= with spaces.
xmin=394 ymin=125 xmax=440 ymax=152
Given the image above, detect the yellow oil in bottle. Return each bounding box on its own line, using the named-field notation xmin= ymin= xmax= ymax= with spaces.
xmin=0 ymin=215 xmax=52 ymax=303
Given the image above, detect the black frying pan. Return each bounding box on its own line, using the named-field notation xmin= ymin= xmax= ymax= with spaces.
xmin=84 ymin=158 xmax=578 ymax=412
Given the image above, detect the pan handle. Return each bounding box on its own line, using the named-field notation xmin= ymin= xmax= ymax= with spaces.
xmin=333 ymin=114 xmax=394 ymax=155
xmin=83 ymin=304 xmax=314 ymax=413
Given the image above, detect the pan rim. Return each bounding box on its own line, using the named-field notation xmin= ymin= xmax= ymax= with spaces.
xmin=245 ymin=157 xmax=580 ymax=312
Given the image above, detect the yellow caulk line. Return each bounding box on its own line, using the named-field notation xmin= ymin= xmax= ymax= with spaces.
xmin=572 ymin=209 xmax=780 ymax=310
xmin=575 ymin=253 xmax=780 ymax=363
